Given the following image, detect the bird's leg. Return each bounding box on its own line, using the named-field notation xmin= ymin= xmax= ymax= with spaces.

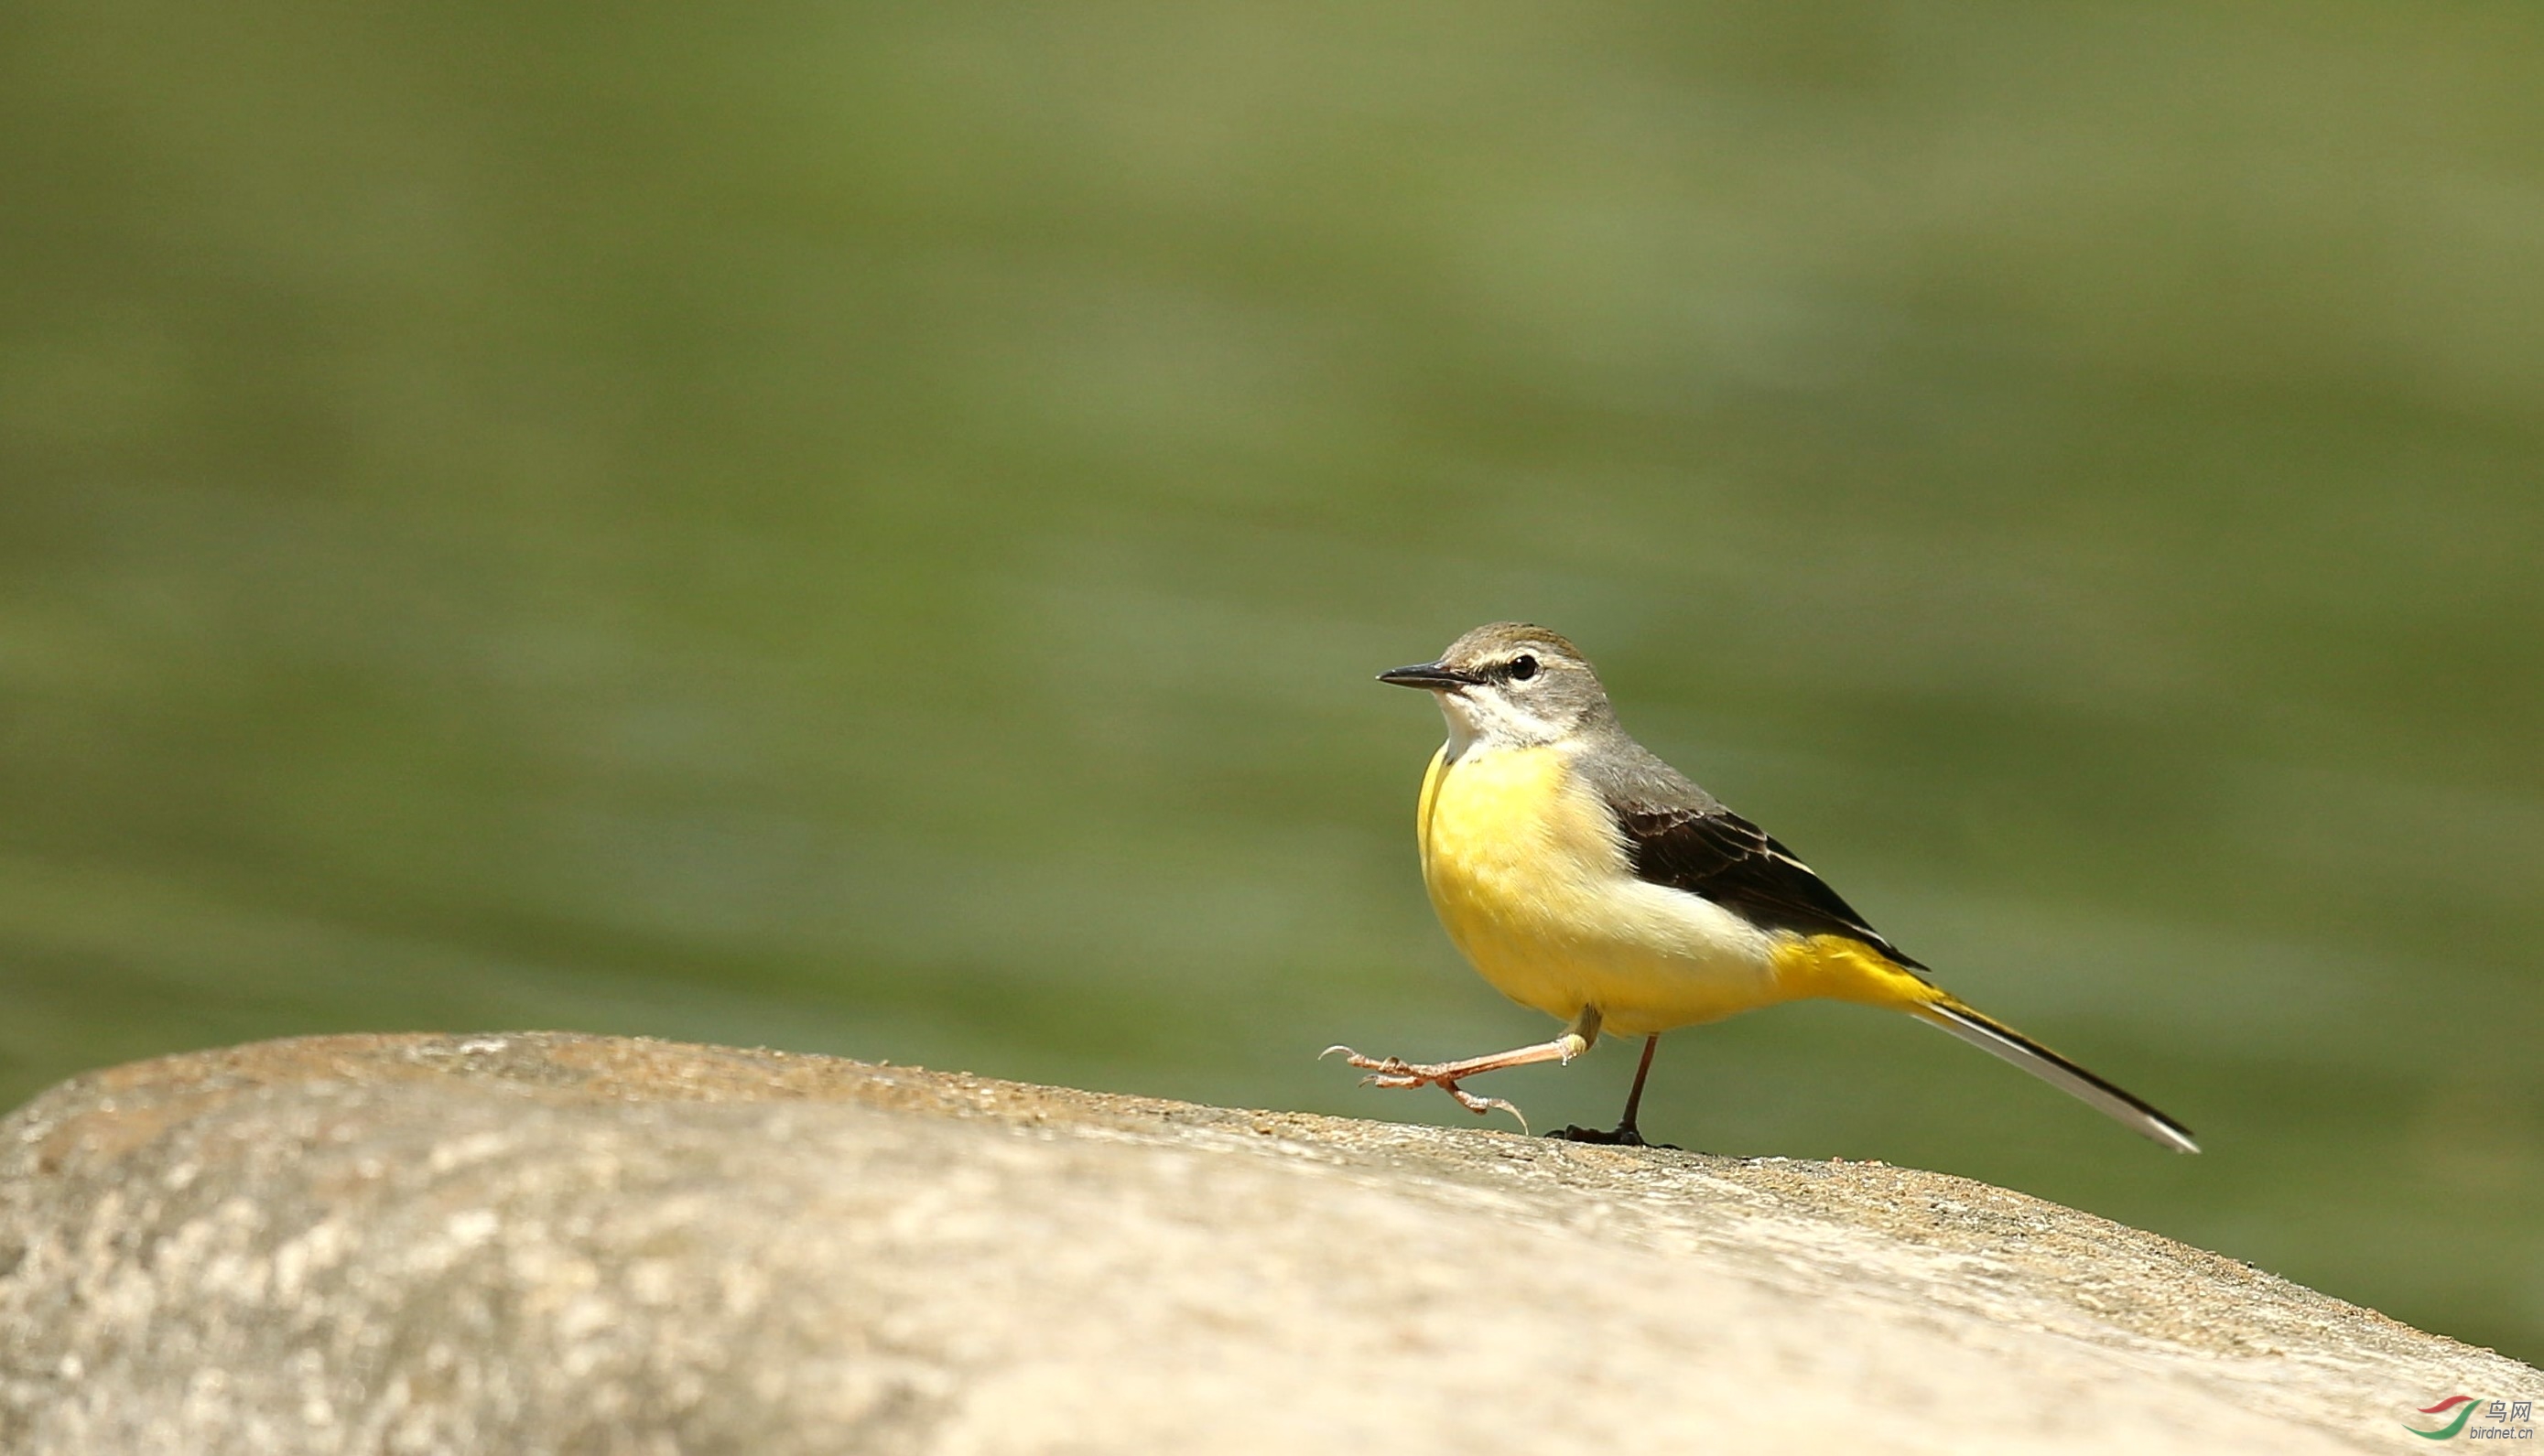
xmin=1324 ymin=1008 xmax=1602 ymax=1132
xmin=1551 ymin=1033 xmax=1679 ymax=1149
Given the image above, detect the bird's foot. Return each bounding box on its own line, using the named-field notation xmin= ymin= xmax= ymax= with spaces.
xmin=1321 ymin=1046 xmax=1529 ymax=1132
xmin=1547 ymin=1123 xmax=1680 ymax=1150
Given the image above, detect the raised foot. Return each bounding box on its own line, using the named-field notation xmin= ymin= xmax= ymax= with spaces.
xmin=1320 ymin=1046 xmax=1528 ymax=1131
xmin=1547 ymin=1124 xmax=1681 ymax=1151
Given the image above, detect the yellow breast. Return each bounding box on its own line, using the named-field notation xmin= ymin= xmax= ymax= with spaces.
xmin=1414 ymin=743 xmax=1789 ymax=1035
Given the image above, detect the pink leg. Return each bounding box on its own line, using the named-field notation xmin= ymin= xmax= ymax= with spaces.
xmin=1324 ymin=1008 xmax=1603 ymax=1132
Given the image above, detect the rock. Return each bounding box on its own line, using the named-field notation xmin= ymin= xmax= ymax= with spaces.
xmin=0 ymin=1033 xmax=2527 ymax=1453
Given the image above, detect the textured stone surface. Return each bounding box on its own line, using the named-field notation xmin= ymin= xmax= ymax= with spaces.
xmin=0 ymin=1033 xmax=2528 ymax=1453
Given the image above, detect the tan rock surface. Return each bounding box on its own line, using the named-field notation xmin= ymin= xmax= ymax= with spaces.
xmin=0 ymin=1032 xmax=2528 ymax=1453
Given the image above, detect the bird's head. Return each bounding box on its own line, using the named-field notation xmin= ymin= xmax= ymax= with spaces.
xmin=1380 ymin=622 xmax=1613 ymax=752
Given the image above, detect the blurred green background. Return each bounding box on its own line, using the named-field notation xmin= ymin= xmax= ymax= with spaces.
xmin=5 ymin=0 xmax=2540 ymax=1361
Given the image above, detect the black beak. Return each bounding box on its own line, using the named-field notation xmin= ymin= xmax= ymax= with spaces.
xmin=1377 ymin=660 xmax=1481 ymax=690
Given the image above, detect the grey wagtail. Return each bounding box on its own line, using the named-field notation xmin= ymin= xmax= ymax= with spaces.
xmin=1326 ymin=621 xmax=2198 ymax=1153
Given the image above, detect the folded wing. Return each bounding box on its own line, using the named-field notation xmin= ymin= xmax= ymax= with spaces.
xmin=1610 ymin=801 xmax=1929 ymax=975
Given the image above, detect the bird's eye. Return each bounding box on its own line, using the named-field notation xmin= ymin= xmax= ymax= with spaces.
xmin=1507 ymin=654 xmax=1538 ymax=682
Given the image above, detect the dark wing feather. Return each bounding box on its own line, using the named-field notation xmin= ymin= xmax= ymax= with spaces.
xmin=1614 ymin=804 xmax=1927 ymax=972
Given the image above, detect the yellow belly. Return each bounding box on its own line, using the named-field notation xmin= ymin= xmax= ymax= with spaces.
xmin=1416 ymin=743 xmax=1794 ymax=1035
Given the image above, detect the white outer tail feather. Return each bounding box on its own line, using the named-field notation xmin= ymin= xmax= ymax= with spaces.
xmin=1913 ymin=1002 xmax=2201 ymax=1154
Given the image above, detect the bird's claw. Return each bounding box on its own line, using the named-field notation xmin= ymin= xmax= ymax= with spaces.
xmin=1549 ymin=1124 xmax=1678 ymax=1150
xmin=1320 ymin=1046 xmax=1529 ymax=1133
xmin=1445 ymin=1087 xmax=1530 ymax=1132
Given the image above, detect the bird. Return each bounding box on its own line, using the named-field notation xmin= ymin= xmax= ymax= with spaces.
xmin=1325 ymin=621 xmax=2198 ymax=1153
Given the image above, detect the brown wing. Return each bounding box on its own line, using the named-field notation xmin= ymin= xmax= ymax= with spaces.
xmin=1614 ymin=804 xmax=1927 ymax=972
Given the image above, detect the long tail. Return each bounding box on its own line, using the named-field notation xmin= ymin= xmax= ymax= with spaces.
xmin=1914 ymin=998 xmax=2200 ymax=1154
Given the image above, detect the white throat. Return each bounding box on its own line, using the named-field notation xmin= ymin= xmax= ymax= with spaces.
xmin=1434 ymin=688 xmax=1564 ymax=762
